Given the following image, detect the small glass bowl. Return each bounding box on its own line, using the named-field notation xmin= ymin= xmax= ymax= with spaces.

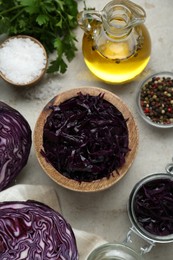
xmin=137 ymin=72 xmax=173 ymax=128
xmin=87 ymin=243 xmax=142 ymax=260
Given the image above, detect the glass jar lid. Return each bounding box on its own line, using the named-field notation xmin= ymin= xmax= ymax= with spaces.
xmin=87 ymin=243 xmax=142 ymax=260
xmin=128 ymin=172 xmax=173 ymax=243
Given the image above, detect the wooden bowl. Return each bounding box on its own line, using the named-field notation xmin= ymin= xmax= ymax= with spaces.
xmin=0 ymin=35 xmax=48 ymax=87
xmin=34 ymin=87 xmax=139 ymax=192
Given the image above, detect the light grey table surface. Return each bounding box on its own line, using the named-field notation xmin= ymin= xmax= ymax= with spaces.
xmin=0 ymin=0 xmax=173 ymax=259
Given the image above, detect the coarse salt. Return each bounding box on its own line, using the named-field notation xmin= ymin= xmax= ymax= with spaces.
xmin=0 ymin=37 xmax=47 ymax=85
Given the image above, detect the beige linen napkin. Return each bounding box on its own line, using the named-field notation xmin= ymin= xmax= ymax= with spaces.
xmin=0 ymin=184 xmax=107 ymax=260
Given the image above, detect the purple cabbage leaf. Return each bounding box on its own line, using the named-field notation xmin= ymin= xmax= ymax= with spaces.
xmin=0 ymin=101 xmax=32 ymax=191
xmin=0 ymin=200 xmax=78 ymax=259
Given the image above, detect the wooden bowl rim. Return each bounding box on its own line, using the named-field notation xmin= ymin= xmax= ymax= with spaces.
xmin=34 ymin=87 xmax=139 ymax=192
xmin=0 ymin=35 xmax=48 ymax=87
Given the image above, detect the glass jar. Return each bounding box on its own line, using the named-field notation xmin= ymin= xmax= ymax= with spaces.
xmin=87 ymin=161 xmax=173 ymax=259
xmin=128 ymin=166 xmax=173 ymax=243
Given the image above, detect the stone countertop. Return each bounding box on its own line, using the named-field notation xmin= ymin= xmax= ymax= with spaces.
xmin=0 ymin=0 xmax=173 ymax=259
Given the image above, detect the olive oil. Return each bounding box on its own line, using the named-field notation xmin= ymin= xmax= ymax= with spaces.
xmin=82 ymin=25 xmax=151 ymax=84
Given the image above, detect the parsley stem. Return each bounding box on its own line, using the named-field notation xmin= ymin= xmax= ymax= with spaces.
xmin=0 ymin=5 xmax=23 ymax=15
xmin=83 ymin=0 xmax=87 ymax=10
xmin=10 ymin=9 xmax=24 ymax=23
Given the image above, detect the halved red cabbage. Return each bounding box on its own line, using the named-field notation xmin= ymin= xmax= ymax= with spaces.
xmin=42 ymin=93 xmax=129 ymax=182
xmin=134 ymin=178 xmax=173 ymax=236
xmin=0 ymin=200 xmax=78 ymax=259
xmin=0 ymin=101 xmax=31 ymax=191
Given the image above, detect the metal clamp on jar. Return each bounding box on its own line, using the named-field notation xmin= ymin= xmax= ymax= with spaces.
xmin=87 ymin=159 xmax=173 ymax=259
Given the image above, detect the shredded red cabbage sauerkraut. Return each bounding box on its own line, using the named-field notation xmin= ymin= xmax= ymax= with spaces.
xmin=0 ymin=200 xmax=78 ymax=259
xmin=42 ymin=93 xmax=129 ymax=182
xmin=134 ymin=178 xmax=173 ymax=236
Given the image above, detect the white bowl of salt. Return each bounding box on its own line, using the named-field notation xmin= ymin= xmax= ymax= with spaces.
xmin=0 ymin=35 xmax=48 ymax=87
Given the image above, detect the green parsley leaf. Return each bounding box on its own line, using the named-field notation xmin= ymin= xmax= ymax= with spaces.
xmin=19 ymin=0 xmax=39 ymax=14
xmin=36 ymin=14 xmax=49 ymax=26
xmin=54 ymin=37 xmax=63 ymax=57
xmin=47 ymin=58 xmax=67 ymax=74
xmin=0 ymin=17 xmax=10 ymax=34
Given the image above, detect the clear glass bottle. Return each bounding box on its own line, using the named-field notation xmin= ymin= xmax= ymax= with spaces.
xmin=78 ymin=0 xmax=151 ymax=84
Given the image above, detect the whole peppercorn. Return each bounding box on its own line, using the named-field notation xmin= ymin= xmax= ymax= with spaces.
xmin=140 ymin=75 xmax=173 ymax=125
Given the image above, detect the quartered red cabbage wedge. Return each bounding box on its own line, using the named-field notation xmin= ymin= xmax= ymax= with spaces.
xmin=42 ymin=93 xmax=129 ymax=182
xmin=0 ymin=101 xmax=32 ymax=191
xmin=0 ymin=200 xmax=78 ymax=260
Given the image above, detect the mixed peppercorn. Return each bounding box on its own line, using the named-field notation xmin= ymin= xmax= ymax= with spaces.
xmin=140 ymin=75 xmax=173 ymax=125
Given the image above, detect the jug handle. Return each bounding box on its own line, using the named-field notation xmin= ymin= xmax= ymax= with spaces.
xmin=77 ymin=10 xmax=102 ymax=34
xmin=126 ymin=1 xmax=146 ymax=27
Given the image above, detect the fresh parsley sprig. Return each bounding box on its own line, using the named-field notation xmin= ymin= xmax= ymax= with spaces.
xmin=0 ymin=0 xmax=79 ymax=74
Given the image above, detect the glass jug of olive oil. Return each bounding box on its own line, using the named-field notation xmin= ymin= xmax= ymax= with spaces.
xmin=78 ymin=0 xmax=151 ymax=84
